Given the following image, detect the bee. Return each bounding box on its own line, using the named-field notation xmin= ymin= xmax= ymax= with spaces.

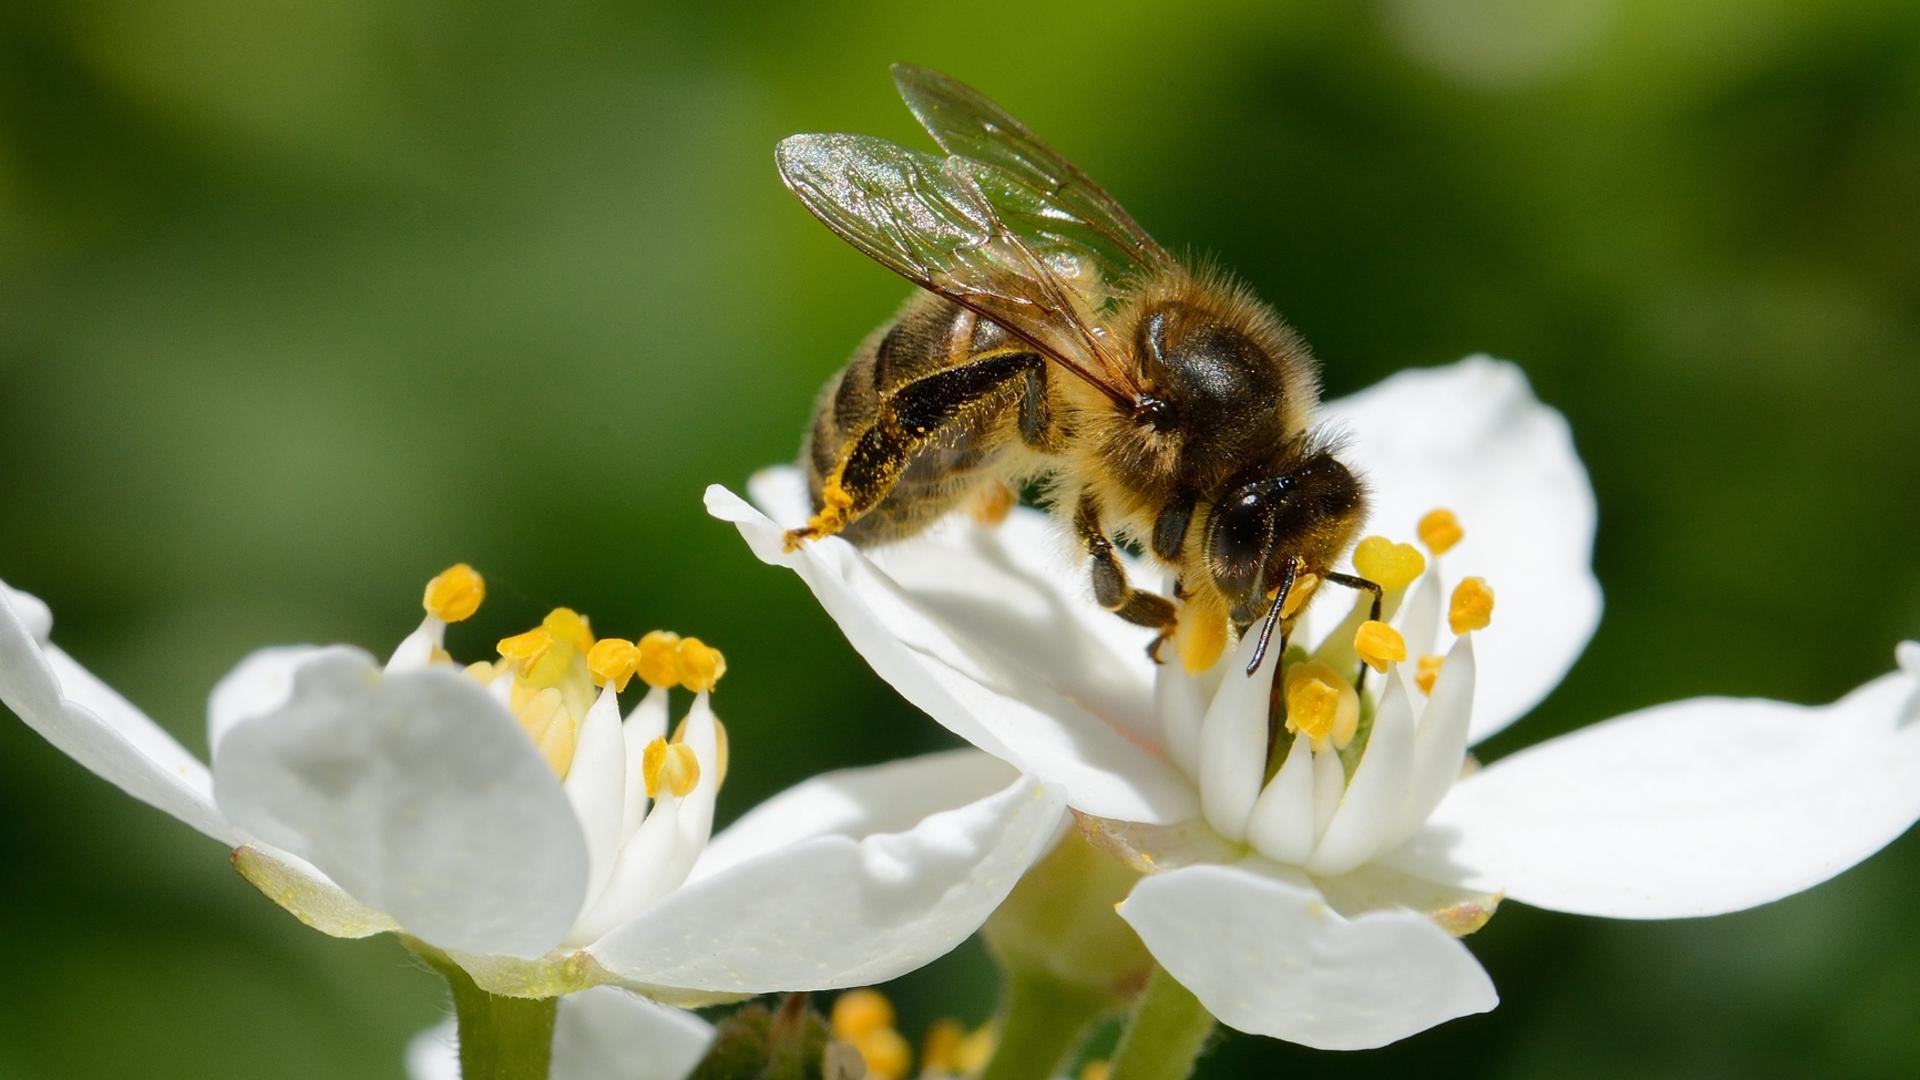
xmin=779 ymin=65 xmax=1380 ymax=677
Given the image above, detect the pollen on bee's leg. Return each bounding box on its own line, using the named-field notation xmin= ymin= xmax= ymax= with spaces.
xmin=1449 ymin=577 xmax=1495 ymax=634
xmin=1175 ymin=592 xmax=1228 ymax=674
xmin=785 ymin=480 xmax=853 ymax=550
xmin=1354 ymin=619 xmax=1407 ymax=673
xmin=422 ymin=563 xmax=485 ymax=623
xmin=1419 ymin=508 xmax=1464 ymax=556
xmin=968 ymin=482 xmax=1017 ymax=526
xmin=641 ymin=737 xmax=700 ymax=798
xmin=1353 ymin=536 xmax=1426 ymax=592
xmin=1415 ymin=653 xmax=1446 ymax=695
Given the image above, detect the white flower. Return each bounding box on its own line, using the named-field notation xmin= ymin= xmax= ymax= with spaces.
xmin=0 ymin=568 xmax=1064 ymax=1004
xmin=407 ymin=988 xmax=713 ymax=1080
xmin=709 ymin=356 xmax=1920 ymax=1049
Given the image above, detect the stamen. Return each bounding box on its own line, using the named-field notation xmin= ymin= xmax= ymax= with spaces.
xmin=463 ymin=660 xmax=498 ymax=685
xmin=427 ymin=645 xmax=453 ymax=666
xmin=496 ymin=627 xmax=551 ymax=672
xmin=1283 ymin=660 xmax=1360 ymax=750
xmin=541 ymin=607 xmax=595 ymax=653
xmin=1416 ymin=653 xmax=1446 ymax=695
xmin=669 ymin=712 xmax=731 ymax=787
xmin=830 ymin=989 xmax=894 ymax=1040
xmin=422 ymin=563 xmax=485 ymax=623
xmin=642 ymin=737 xmax=700 ymax=798
xmin=516 ymin=687 xmax=577 ymax=777
xmin=1278 ymin=573 xmax=1319 ymax=619
xmin=1449 ymin=577 xmax=1495 ymax=634
xmin=920 ymin=1019 xmax=963 ymax=1075
xmin=1082 ymin=1062 xmax=1112 ymax=1080
xmin=637 ymin=630 xmax=682 ymax=689
xmin=1353 ymin=536 xmax=1426 ymax=591
xmin=1419 ymin=508 xmax=1464 ymax=556
xmin=675 ymin=637 xmax=727 ymax=692
xmin=1354 ymin=620 xmax=1407 ymax=673
xmin=586 ymin=637 xmax=638 ymax=693
xmin=850 ymin=1028 xmax=909 ymax=1080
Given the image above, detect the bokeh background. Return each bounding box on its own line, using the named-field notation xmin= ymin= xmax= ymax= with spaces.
xmin=4 ymin=0 xmax=1918 ymax=1076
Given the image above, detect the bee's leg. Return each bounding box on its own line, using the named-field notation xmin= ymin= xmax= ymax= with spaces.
xmin=785 ymin=353 xmax=1042 ymax=550
xmin=1075 ymin=493 xmax=1179 ymax=661
xmin=1323 ymin=571 xmax=1384 ymax=692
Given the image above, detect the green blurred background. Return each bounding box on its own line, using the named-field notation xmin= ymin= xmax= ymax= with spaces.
xmin=3 ymin=0 xmax=1917 ymax=1076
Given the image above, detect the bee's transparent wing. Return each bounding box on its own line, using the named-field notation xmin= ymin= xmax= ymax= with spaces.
xmin=777 ymin=132 xmax=1142 ymax=406
xmin=892 ymin=63 xmax=1179 ymax=287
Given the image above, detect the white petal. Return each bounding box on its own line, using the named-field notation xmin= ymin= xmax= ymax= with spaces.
xmin=1118 ymin=861 xmax=1496 ymax=1050
xmin=587 ymin=772 xmax=1065 ymax=992
xmin=1247 ymin=730 xmax=1317 ymax=865
xmin=1153 ymin=662 xmax=1208 ymax=782
xmin=0 ymin=582 xmax=236 ymax=844
xmin=1 ymin=581 xmax=51 ymax=642
xmin=208 ymin=645 xmax=329 ymax=754
xmin=565 ymin=687 xmax=628 ymax=909
xmin=1312 ymin=745 xmax=1344 ymax=839
xmin=1394 ymin=635 xmax=1477 ymax=846
xmin=231 ymin=844 xmax=400 ymax=938
xmin=1393 ymin=660 xmax=1920 ymax=918
xmin=213 ymin=648 xmax=589 ymax=957
xmin=708 ymin=481 xmax=1196 ymax=824
xmin=405 ymin=989 xmax=712 ymax=1080
xmin=1307 ymin=675 xmax=1416 ymax=876
xmin=1399 ymin=568 xmax=1443 ymax=663
xmin=1198 ymin=629 xmax=1272 ymax=843
xmin=1320 ymin=357 xmax=1601 ymax=744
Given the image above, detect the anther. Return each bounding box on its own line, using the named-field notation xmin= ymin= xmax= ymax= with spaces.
xmin=586 ymin=637 xmax=638 ymax=693
xmin=1353 ymin=536 xmax=1426 ymax=591
xmin=1449 ymin=577 xmax=1495 ymax=634
xmin=675 ymin=637 xmax=727 ymax=692
xmin=830 ymin=989 xmax=894 ymax=1040
xmin=1416 ymin=653 xmax=1445 ymax=695
xmin=1278 ymin=573 xmax=1319 ymax=619
xmin=642 ymin=737 xmax=700 ymax=798
xmin=637 ymin=630 xmax=682 ymax=689
xmin=851 ymin=1028 xmax=910 ymax=1080
xmin=516 ymin=687 xmax=576 ymax=777
xmin=920 ymin=1019 xmax=964 ymax=1075
xmin=422 ymin=563 xmax=485 ymax=623
xmin=541 ymin=607 xmax=595 ymax=653
xmin=1082 ymin=1062 xmax=1112 ymax=1080
xmin=1419 ymin=508 xmax=1464 ymax=556
xmin=670 ymin=713 xmax=730 ymax=788
xmin=1354 ymin=619 xmax=1407 ymax=673
xmin=496 ymin=627 xmax=552 ymax=671
xmin=1284 ymin=660 xmax=1360 ymax=750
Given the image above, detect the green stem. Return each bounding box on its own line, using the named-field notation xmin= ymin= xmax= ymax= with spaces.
xmin=1108 ymin=965 xmax=1215 ymax=1080
xmin=415 ymin=946 xmax=558 ymax=1080
xmin=979 ymin=969 xmax=1110 ymax=1080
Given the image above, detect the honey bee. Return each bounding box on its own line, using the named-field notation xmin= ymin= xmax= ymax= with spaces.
xmin=779 ymin=65 xmax=1380 ymax=677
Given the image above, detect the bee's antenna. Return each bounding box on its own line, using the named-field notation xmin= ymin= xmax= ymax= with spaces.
xmin=1244 ymin=556 xmax=1300 ymax=677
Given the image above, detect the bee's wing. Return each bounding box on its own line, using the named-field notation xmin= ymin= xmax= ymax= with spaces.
xmin=891 ymin=63 xmax=1180 ymax=286
xmin=777 ymin=132 xmax=1143 ymax=407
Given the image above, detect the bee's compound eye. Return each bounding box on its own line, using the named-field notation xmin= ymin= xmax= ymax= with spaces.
xmin=1205 ymin=483 xmax=1278 ymax=597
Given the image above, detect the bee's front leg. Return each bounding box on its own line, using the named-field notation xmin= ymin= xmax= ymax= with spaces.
xmin=1075 ymin=493 xmax=1179 ymax=661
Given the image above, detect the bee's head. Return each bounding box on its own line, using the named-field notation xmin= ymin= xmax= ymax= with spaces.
xmin=1203 ymin=446 xmax=1367 ymax=625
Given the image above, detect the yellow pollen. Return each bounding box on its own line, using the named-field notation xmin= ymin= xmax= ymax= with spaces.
xmin=919 ymin=1019 xmax=965 ymax=1074
xmin=1176 ymin=589 xmax=1229 ymax=674
xmin=1283 ymin=660 xmax=1360 ymax=750
xmin=541 ymin=607 xmax=595 ymax=653
xmin=496 ymin=626 xmax=551 ymax=668
xmin=675 ymin=637 xmax=727 ymax=692
xmin=636 ymin=630 xmax=682 ymax=689
xmin=642 ymin=737 xmax=700 ymax=799
xmin=1354 ymin=619 xmax=1408 ymax=673
xmin=830 ymin=989 xmax=895 ymax=1040
xmin=1449 ymin=577 xmax=1495 ymax=634
xmin=1419 ymin=508 xmax=1464 ymax=556
xmin=422 ymin=563 xmax=485 ymax=623
xmin=1278 ymin=573 xmax=1320 ymax=619
xmin=586 ymin=637 xmax=638 ymax=693
xmin=1082 ymin=1062 xmax=1112 ymax=1080
xmin=516 ymin=687 xmax=576 ymax=777
xmin=1416 ymin=653 xmax=1446 ymax=695
xmin=1353 ymin=536 xmax=1427 ymax=591
xmin=850 ymin=1027 xmax=910 ymax=1080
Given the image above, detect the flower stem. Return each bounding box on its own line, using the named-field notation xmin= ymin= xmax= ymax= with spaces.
xmin=417 ymin=947 xmax=558 ymax=1080
xmin=1108 ymin=965 xmax=1214 ymax=1080
xmin=979 ymin=968 xmax=1109 ymax=1080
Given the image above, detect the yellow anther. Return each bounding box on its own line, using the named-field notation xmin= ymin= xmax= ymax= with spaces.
xmin=637 ymin=630 xmax=682 ymax=689
xmin=675 ymin=637 xmax=727 ymax=692
xmin=642 ymin=737 xmax=701 ymax=799
xmin=850 ymin=1027 xmax=910 ymax=1080
xmin=463 ymin=660 xmax=498 ymax=686
xmin=1449 ymin=577 xmax=1495 ymax=634
xmin=1419 ymin=508 xmax=1464 ymax=556
xmin=1278 ymin=573 xmax=1320 ymax=620
xmin=541 ymin=607 xmax=595 ymax=653
xmin=670 ymin=712 xmax=730 ymax=787
xmin=516 ymin=688 xmax=576 ymax=778
xmin=1283 ymin=660 xmax=1360 ymax=750
xmin=1081 ymin=1062 xmax=1112 ymax=1080
xmin=830 ymin=989 xmax=895 ymax=1040
xmin=920 ymin=1019 xmax=965 ymax=1074
xmin=954 ymin=1025 xmax=997 ymax=1074
xmin=1353 ymin=536 xmax=1427 ymax=592
xmin=1416 ymin=653 xmax=1446 ymax=695
xmin=422 ymin=563 xmax=485 ymax=623
xmin=496 ymin=626 xmax=551 ymax=667
xmin=1354 ymin=619 xmax=1407 ymax=673
xmin=586 ymin=637 xmax=638 ymax=693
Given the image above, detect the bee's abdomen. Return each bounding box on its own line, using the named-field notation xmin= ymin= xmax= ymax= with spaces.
xmin=802 ymin=293 xmax=1018 ymax=544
